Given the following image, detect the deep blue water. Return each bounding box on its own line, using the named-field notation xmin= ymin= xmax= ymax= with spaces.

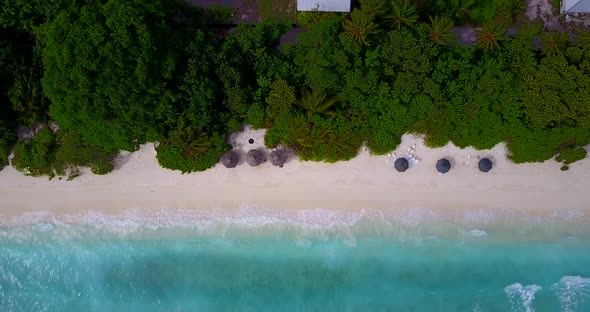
xmin=1 ymin=220 xmax=590 ymax=311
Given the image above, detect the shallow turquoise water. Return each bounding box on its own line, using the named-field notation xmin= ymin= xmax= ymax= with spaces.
xmin=1 ymin=220 xmax=590 ymax=311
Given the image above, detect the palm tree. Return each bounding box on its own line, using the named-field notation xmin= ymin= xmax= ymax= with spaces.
xmin=427 ymin=15 xmax=455 ymax=45
xmin=343 ymin=9 xmax=379 ymax=46
xmin=578 ymin=30 xmax=590 ymax=52
xmin=287 ymin=117 xmax=332 ymax=151
xmin=167 ymin=127 xmax=211 ymax=157
xmin=334 ymin=132 xmax=360 ymax=156
xmin=497 ymin=0 xmax=526 ymax=22
xmin=161 ymin=113 xmax=212 ymax=157
xmin=288 ymin=118 xmax=312 ymax=148
xmin=446 ymin=0 xmax=475 ymax=22
xmin=360 ymin=0 xmax=387 ymax=17
xmin=475 ymin=21 xmax=507 ymax=52
xmin=541 ymin=32 xmax=569 ymax=56
xmin=384 ymin=0 xmax=418 ymax=30
xmin=297 ymin=87 xmax=338 ymax=118
xmin=514 ymin=21 xmax=542 ymax=42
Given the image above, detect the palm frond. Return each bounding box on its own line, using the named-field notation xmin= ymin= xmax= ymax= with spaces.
xmin=296 ymin=87 xmax=338 ymax=117
xmin=448 ymin=0 xmax=474 ymax=21
xmin=163 ymin=112 xmax=212 ymax=157
xmin=343 ymin=9 xmax=379 ymax=46
xmin=427 ymin=15 xmax=455 ymax=45
xmin=514 ymin=22 xmax=542 ymax=42
xmin=360 ymin=0 xmax=387 ymax=17
xmin=541 ymin=32 xmax=569 ymax=56
xmin=497 ymin=0 xmax=525 ymax=20
xmin=384 ymin=0 xmax=417 ymax=30
xmin=578 ymin=31 xmax=590 ymax=52
xmin=475 ymin=21 xmax=507 ymax=52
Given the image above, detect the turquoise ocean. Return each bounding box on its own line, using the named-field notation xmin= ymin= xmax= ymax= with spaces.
xmin=1 ymin=209 xmax=590 ymax=311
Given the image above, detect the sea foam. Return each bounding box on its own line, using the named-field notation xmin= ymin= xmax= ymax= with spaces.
xmin=504 ymin=283 xmax=542 ymax=312
xmin=552 ymin=276 xmax=590 ymax=312
xmin=469 ymin=229 xmax=488 ymax=237
xmin=1 ymin=205 xmax=589 ymax=244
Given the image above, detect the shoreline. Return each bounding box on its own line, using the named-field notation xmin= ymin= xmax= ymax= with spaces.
xmin=1 ymin=134 xmax=589 ymax=229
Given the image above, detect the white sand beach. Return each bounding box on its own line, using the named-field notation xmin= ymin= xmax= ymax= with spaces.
xmin=0 ymin=130 xmax=589 ymax=227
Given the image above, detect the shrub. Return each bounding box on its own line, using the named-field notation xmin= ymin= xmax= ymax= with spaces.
xmin=507 ymin=127 xmax=590 ymax=163
xmin=266 ymin=78 xmax=295 ymax=120
xmin=246 ymin=102 xmax=267 ymax=129
xmin=11 ymin=127 xmax=56 ymax=176
xmin=89 ymin=159 xmax=114 ymax=175
xmin=556 ymin=147 xmax=587 ymax=166
xmin=156 ymin=133 xmax=229 ymax=173
xmin=295 ymin=125 xmax=362 ymax=163
xmin=366 ymin=97 xmax=409 ymax=155
xmin=11 ymin=128 xmax=117 ymax=178
xmin=53 ymin=131 xmax=116 ymax=175
xmin=264 ymin=111 xmax=294 ymax=148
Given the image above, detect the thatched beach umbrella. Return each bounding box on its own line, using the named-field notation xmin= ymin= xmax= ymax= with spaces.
xmin=436 ymin=158 xmax=451 ymax=174
xmin=394 ymin=158 xmax=409 ymax=172
xmin=270 ymin=149 xmax=288 ymax=167
xmin=478 ymin=158 xmax=493 ymax=172
xmin=246 ymin=149 xmax=265 ymax=166
xmin=221 ymin=150 xmax=240 ymax=168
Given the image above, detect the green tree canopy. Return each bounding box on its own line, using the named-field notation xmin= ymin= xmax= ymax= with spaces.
xmin=523 ymin=54 xmax=590 ymax=129
xmin=214 ymin=22 xmax=290 ymax=129
xmin=376 ymin=26 xmax=439 ymax=80
xmin=0 ymin=0 xmax=72 ymax=31
xmin=266 ymin=78 xmax=296 ymax=120
xmin=41 ymin=0 xmax=185 ymax=152
xmin=292 ymin=18 xmax=352 ymax=93
xmin=178 ymin=30 xmax=221 ymax=133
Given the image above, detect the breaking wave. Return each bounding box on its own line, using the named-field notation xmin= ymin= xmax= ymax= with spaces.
xmin=1 ymin=205 xmax=589 ymax=242
xmin=504 ymin=283 xmax=542 ymax=312
xmin=552 ymin=276 xmax=590 ymax=312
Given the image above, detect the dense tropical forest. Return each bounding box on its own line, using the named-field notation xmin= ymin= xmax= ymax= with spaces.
xmin=0 ymin=0 xmax=589 ymax=178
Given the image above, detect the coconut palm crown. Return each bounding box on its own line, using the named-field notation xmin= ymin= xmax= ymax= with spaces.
xmin=475 ymin=21 xmax=507 ymax=52
xmin=578 ymin=30 xmax=590 ymax=52
xmin=384 ymin=0 xmax=418 ymax=30
xmin=541 ymin=32 xmax=570 ymax=56
xmin=343 ymin=8 xmax=379 ymax=46
xmin=296 ymin=87 xmax=338 ymax=118
xmin=360 ymin=0 xmax=387 ymax=17
xmin=514 ymin=22 xmax=542 ymax=43
xmin=427 ymin=15 xmax=455 ymax=45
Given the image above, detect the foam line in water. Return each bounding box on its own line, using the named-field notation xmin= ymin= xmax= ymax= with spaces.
xmin=0 ymin=209 xmax=448 ymax=244
xmin=1 ymin=206 xmax=590 ymax=243
xmin=1 ymin=207 xmax=445 ymax=232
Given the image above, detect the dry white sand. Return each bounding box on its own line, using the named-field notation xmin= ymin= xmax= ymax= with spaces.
xmin=0 ymin=130 xmax=589 ymax=227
